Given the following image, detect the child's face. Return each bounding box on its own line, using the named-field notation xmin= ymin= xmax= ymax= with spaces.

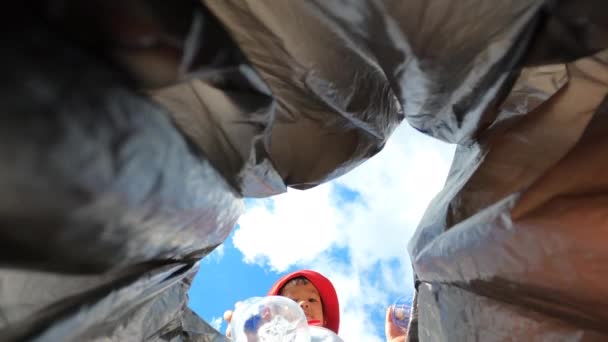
xmin=280 ymin=282 xmax=324 ymax=323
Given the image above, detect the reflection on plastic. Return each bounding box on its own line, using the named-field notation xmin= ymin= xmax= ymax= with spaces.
xmin=230 ymin=296 xmax=310 ymax=342
xmin=229 ymin=296 xmax=344 ymax=341
xmin=391 ymin=296 xmax=412 ymax=332
xmin=309 ymin=326 xmax=344 ymax=342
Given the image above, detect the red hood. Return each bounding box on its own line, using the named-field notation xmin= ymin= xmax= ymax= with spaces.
xmin=268 ymin=270 xmax=340 ymax=334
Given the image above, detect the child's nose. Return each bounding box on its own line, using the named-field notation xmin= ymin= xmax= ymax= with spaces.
xmin=298 ymin=300 xmax=309 ymax=309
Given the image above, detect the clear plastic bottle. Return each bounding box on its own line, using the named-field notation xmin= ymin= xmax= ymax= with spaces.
xmin=391 ymin=296 xmax=412 ymax=332
xmin=308 ymin=325 xmax=344 ymax=342
xmin=230 ymin=296 xmax=310 ymax=342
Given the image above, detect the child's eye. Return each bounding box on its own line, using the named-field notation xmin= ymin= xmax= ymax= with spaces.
xmin=309 ymin=298 xmax=317 ymax=302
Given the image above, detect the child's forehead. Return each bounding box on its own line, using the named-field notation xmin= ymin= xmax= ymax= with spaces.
xmin=281 ymin=280 xmax=320 ymax=295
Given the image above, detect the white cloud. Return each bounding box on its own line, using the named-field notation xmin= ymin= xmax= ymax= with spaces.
xmin=233 ymin=122 xmax=455 ymax=340
xmin=210 ymin=316 xmax=223 ymax=332
xmin=233 ymin=184 xmax=341 ymax=272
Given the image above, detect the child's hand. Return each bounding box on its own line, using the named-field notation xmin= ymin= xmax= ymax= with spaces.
xmin=223 ymin=310 xmax=233 ymax=338
xmin=385 ymin=306 xmax=407 ymax=342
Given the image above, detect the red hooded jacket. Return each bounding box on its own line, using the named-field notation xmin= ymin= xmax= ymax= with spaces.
xmin=267 ymin=270 xmax=340 ymax=334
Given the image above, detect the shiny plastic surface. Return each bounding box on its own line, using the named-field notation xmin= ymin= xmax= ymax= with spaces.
xmin=2 ymin=1 xmax=608 ymax=341
xmin=230 ymin=296 xmax=310 ymax=342
xmin=309 ymin=326 xmax=344 ymax=342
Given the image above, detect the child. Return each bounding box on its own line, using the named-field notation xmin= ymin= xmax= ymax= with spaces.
xmin=224 ymin=269 xmax=340 ymax=336
xmin=267 ymin=269 xmax=340 ymax=334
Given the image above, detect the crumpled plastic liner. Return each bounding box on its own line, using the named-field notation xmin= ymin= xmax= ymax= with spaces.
xmin=1 ymin=1 xmax=607 ymax=341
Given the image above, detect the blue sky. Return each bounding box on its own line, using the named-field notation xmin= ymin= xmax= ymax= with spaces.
xmin=188 ymin=123 xmax=455 ymax=341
